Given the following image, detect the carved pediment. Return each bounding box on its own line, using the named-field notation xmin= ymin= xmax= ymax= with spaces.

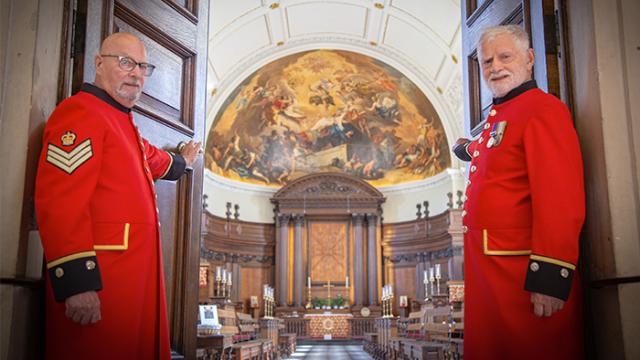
xmin=273 ymin=172 xmax=384 ymax=200
xmin=271 ymin=172 xmax=384 ymax=215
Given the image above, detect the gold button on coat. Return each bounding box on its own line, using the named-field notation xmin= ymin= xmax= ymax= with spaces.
xmin=86 ymin=260 xmax=96 ymax=270
xmin=473 ymin=151 xmax=480 ymax=157
xmin=478 ymin=137 xmax=484 ymax=144
xmin=462 ymin=225 xmax=468 ymax=234
xmin=560 ymin=269 xmax=570 ymax=278
xmin=470 ymin=165 xmax=477 ymax=173
xmin=484 ymin=123 xmax=491 ymax=130
xmin=490 ymin=109 xmax=497 ymax=116
xmin=55 ymin=268 xmax=64 ymax=278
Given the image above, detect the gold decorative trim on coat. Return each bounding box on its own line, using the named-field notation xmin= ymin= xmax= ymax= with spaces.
xmin=530 ymin=254 xmax=575 ymax=270
xmin=483 ymin=229 xmax=532 ymax=256
xmin=47 ymin=251 xmax=97 ymax=269
xmin=94 ymin=223 xmax=129 ymax=251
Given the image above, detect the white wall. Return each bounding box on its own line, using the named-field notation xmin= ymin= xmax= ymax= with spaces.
xmin=204 ymin=168 xmax=466 ymax=223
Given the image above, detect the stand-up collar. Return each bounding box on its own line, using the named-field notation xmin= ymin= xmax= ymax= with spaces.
xmin=493 ymin=80 xmax=537 ymax=105
xmin=80 ymin=83 xmax=131 ymax=114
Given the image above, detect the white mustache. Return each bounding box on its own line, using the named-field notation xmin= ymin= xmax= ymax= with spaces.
xmin=489 ymin=71 xmax=511 ymax=81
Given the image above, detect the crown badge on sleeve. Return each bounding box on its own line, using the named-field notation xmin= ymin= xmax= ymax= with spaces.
xmin=61 ymin=131 xmax=77 ymax=146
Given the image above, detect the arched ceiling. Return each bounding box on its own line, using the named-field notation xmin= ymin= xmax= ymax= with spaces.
xmin=205 ymin=0 xmax=463 ymax=191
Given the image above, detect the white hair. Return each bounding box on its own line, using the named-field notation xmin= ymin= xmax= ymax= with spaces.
xmin=477 ymin=25 xmax=530 ymax=55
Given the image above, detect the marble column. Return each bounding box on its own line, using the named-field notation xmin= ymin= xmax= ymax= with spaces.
xmin=293 ymin=214 xmax=305 ymax=307
xmin=276 ymin=213 xmax=291 ymax=306
xmin=353 ymin=213 xmax=365 ymax=306
xmin=366 ymin=214 xmax=379 ymax=305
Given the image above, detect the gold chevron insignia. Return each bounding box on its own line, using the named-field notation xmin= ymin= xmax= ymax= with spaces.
xmin=46 ymin=139 xmax=93 ymax=174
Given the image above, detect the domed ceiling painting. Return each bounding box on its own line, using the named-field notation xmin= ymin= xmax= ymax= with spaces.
xmin=205 ymin=50 xmax=450 ymax=187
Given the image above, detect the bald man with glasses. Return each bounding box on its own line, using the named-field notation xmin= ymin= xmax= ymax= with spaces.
xmin=35 ymin=32 xmax=200 ymax=359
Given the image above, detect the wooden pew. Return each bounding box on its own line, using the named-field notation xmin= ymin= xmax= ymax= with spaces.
xmin=236 ymin=312 xmax=259 ymax=341
xmin=196 ymin=307 xmax=238 ymax=360
xmin=278 ymin=333 xmax=296 ymax=357
xmin=402 ymin=306 xmax=447 ymax=360
xmin=235 ymin=312 xmax=274 ymax=360
xmin=196 ymin=306 xmax=266 ymax=360
xmin=363 ymin=332 xmax=378 ymax=357
xmin=425 ymin=305 xmax=463 ymax=359
xmin=390 ymin=310 xmax=425 ymax=360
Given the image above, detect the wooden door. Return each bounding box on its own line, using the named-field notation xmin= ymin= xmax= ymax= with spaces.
xmin=62 ymin=0 xmax=209 ymax=357
xmin=461 ymin=0 xmax=570 ymax=136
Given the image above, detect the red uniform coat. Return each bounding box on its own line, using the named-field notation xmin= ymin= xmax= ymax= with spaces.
xmin=459 ymin=81 xmax=585 ymax=359
xmin=35 ymin=83 xmax=185 ymax=360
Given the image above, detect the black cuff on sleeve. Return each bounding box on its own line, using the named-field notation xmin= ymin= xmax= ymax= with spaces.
xmin=161 ymin=152 xmax=187 ymax=181
xmin=453 ymin=141 xmax=472 ymax=162
xmin=524 ymin=258 xmax=574 ymax=301
xmin=48 ymin=255 xmax=102 ymax=302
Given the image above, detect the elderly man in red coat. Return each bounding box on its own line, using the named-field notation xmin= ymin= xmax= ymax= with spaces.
xmin=453 ymin=25 xmax=585 ymax=359
xmin=35 ymin=32 xmax=201 ymax=359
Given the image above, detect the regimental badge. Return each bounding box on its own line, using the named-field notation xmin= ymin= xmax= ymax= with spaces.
xmin=487 ymin=121 xmax=507 ymax=148
xmin=46 ymin=139 xmax=93 ymax=174
xmin=60 ymin=131 xmax=77 ymax=146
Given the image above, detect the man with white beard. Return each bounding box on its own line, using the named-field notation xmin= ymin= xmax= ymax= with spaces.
xmin=453 ymin=25 xmax=585 ymax=359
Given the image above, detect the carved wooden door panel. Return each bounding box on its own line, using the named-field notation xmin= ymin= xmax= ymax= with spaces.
xmin=461 ymin=0 xmax=569 ymax=135
xmin=68 ymin=0 xmax=209 ymax=357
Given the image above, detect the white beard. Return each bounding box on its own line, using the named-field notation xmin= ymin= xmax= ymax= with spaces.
xmin=486 ymin=70 xmax=529 ymax=98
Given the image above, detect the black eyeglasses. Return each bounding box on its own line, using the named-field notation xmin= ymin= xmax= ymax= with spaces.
xmin=101 ymin=54 xmax=156 ymax=77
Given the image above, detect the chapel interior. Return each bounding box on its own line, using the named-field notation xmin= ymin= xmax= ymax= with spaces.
xmin=0 ymin=1 xmax=638 ymax=360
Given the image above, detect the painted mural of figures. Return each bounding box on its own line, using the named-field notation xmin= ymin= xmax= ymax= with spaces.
xmin=205 ymin=49 xmax=451 ymax=186
xmin=395 ymin=144 xmax=422 ymax=168
xmin=237 ymin=148 xmax=271 ymax=184
xmin=236 ymin=85 xmax=264 ymax=110
xmin=346 ymin=154 xmax=364 ymax=175
xmin=309 ymin=79 xmax=335 ymax=108
xmin=222 ymin=134 xmax=242 ymax=170
xmin=344 ymin=97 xmax=370 ymax=137
xmin=367 ymin=93 xmax=401 ymax=125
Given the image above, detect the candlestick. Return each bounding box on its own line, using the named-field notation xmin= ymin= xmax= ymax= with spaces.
xmin=345 ymin=276 xmax=349 ymax=288
xmin=423 ymin=270 xmax=429 ymax=299
xmin=216 ymin=266 xmax=221 ymax=281
xmin=306 ymin=281 xmax=312 ymax=309
xmin=435 ymin=264 xmax=441 ymax=295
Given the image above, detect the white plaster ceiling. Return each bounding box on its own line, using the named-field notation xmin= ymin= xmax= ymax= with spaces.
xmin=205 ymin=0 xmax=464 ymax=192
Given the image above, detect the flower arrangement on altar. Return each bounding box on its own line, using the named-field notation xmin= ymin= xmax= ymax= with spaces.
xmin=311 ymin=296 xmax=348 ymax=310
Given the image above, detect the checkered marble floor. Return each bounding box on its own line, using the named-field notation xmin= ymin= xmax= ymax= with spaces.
xmin=284 ymin=343 xmax=373 ymax=359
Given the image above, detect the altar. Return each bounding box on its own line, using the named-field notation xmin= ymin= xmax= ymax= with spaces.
xmin=305 ymin=312 xmax=353 ymax=338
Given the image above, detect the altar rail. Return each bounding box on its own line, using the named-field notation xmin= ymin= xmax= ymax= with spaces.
xmin=283 ymin=318 xmax=310 ymax=338
xmin=348 ymin=317 xmax=376 ymax=338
